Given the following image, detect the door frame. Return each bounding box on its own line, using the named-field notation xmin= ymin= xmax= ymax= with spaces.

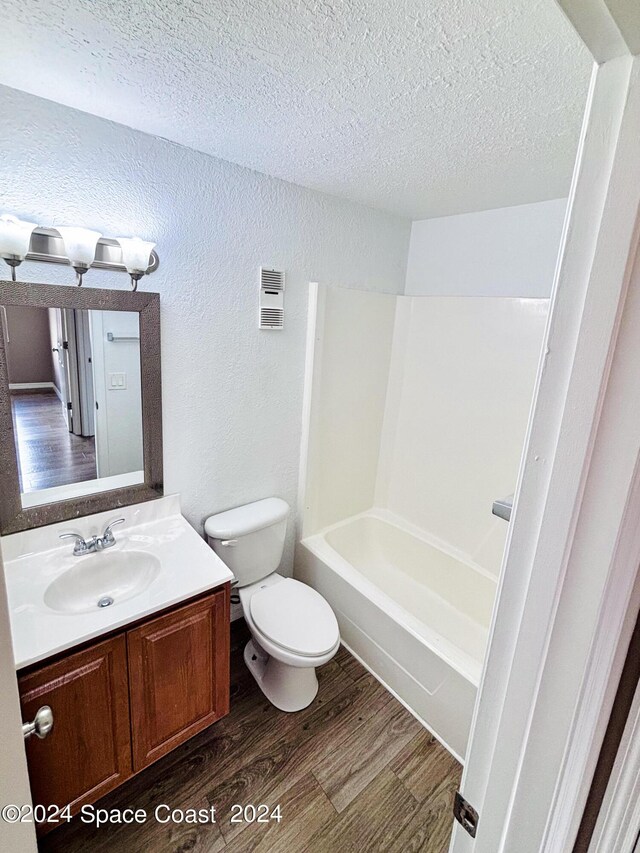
xmin=588 ymin=673 xmax=640 ymax=852
xmin=451 ymin=19 xmax=640 ymax=853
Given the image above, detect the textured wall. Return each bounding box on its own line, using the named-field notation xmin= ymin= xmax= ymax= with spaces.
xmin=405 ymin=199 xmax=567 ymax=297
xmin=0 ymin=85 xmax=410 ymax=574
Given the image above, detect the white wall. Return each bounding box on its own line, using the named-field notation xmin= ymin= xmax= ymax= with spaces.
xmin=376 ymin=297 xmax=549 ymax=575
xmin=0 ymin=84 xmax=411 ymax=574
xmin=405 ymin=199 xmax=567 ymax=297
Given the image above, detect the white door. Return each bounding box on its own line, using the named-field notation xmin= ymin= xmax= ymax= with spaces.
xmin=60 ymin=308 xmax=83 ymax=436
xmin=52 ymin=308 xmax=72 ymax=432
xmin=75 ymin=309 xmax=95 ymax=437
xmin=450 ymin=44 xmax=640 ymax=853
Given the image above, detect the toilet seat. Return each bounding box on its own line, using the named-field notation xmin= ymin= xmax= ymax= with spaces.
xmin=250 ymin=578 xmax=339 ymax=657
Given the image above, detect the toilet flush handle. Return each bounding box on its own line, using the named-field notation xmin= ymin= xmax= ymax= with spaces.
xmin=220 ymin=539 xmax=238 ymax=547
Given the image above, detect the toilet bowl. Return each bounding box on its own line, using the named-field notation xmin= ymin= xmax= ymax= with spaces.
xmin=239 ymin=573 xmax=340 ymax=711
xmin=205 ymin=498 xmax=340 ymax=712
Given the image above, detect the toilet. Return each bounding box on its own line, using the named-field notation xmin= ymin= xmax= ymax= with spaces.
xmin=205 ymin=497 xmax=340 ymax=712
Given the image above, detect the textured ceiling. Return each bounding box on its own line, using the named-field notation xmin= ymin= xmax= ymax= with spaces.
xmin=0 ymin=0 xmax=592 ymax=219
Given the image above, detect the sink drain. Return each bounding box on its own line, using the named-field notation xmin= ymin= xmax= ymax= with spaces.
xmin=97 ymin=596 xmax=114 ymax=608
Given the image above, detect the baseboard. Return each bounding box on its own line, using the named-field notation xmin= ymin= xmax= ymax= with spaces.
xmin=9 ymin=382 xmax=58 ymax=395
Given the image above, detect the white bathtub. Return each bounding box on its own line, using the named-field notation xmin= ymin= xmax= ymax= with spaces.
xmin=296 ymin=510 xmax=497 ymax=760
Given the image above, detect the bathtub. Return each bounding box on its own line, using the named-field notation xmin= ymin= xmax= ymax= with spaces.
xmin=295 ymin=509 xmax=497 ymax=760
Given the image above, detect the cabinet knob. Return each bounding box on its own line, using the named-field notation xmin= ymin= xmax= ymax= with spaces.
xmin=22 ymin=706 xmax=54 ymax=740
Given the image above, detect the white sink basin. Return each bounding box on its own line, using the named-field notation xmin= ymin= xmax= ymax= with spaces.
xmin=44 ymin=551 xmax=162 ymax=614
xmin=3 ymin=495 xmax=235 ymax=669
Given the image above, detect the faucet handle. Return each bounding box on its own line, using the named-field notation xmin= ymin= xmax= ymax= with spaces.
xmin=59 ymin=532 xmax=90 ymax=556
xmin=103 ymin=517 xmax=125 ymax=535
xmin=102 ymin=518 xmax=125 ymax=545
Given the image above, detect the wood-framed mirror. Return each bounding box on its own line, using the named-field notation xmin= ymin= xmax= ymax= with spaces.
xmin=0 ymin=280 xmax=162 ymax=534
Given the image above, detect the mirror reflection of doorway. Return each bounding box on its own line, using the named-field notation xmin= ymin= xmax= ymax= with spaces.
xmin=5 ymin=305 xmax=97 ymax=492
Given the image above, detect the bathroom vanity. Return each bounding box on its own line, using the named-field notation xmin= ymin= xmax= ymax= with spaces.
xmin=19 ymin=587 xmax=229 ymax=828
xmin=2 ymin=496 xmax=233 ymax=835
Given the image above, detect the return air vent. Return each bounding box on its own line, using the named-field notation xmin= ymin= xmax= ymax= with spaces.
xmin=259 ymin=267 xmax=285 ymax=329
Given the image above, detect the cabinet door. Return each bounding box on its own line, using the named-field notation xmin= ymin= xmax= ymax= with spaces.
xmin=19 ymin=635 xmax=131 ymax=826
xmin=127 ymin=587 xmax=230 ymax=771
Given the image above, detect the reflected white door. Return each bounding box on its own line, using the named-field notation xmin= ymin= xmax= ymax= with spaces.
xmin=60 ymin=309 xmax=83 ymax=436
xmin=75 ymin=309 xmax=95 ymax=437
xmin=52 ymin=309 xmax=72 ymax=432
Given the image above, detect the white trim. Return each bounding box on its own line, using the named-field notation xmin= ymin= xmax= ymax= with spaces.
xmin=8 ymin=381 xmax=57 ymax=392
xmin=543 ymin=457 xmax=640 ymax=849
xmin=590 ymin=676 xmax=640 ymax=852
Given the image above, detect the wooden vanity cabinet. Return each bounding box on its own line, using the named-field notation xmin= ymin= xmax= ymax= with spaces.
xmin=128 ymin=590 xmax=230 ymax=770
xmin=18 ymin=585 xmax=230 ymax=833
xmin=19 ymin=635 xmax=131 ymax=820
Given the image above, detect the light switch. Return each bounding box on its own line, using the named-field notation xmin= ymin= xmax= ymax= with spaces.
xmin=108 ymin=372 xmax=127 ymax=389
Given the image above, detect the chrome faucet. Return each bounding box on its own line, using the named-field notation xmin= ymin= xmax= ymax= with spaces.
xmin=59 ymin=519 xmax=126 ymax=556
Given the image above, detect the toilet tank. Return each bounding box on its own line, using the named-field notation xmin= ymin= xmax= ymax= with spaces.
xmin=204 ymin=498 xmax=289 ymax=587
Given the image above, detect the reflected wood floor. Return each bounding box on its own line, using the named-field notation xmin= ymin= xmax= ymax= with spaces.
xmin=40 ymin=622 xmax=461 ymax=853
xmin=11 ymin=391 xmax=96 ymax=492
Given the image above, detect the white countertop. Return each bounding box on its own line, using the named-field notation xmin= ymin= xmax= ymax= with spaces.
xmin=2 ymin=495 xmax=234 ymax=669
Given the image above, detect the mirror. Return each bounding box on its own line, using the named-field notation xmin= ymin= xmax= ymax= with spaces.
xmin=0 ymin=281 xmax=162 ymax=534
xmin=5 ymin=306 xmax=143 ymax=507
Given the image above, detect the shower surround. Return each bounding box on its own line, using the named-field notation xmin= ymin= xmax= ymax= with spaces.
xmin=296 ymin=285 xmax=548 ymax=758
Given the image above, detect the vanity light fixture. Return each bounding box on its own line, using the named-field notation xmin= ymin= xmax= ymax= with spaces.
xmin=0 ymin=213 xmax=159 ymax=287
xmin=0 ymin=214 xmax=38 ymax=281
xmin=56 ymin=227 xmax=102 ymax=286
xmin=116 ymin=237 xmax=157 ymax=291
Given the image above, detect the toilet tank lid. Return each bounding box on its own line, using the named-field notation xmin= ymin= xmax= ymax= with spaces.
xmin=205 ymin=497 xmax=289 ymax=539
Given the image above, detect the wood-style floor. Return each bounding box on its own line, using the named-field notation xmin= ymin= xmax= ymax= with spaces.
xmin=11 ymin=391 xmax=96 ymax=492
xmin=40 ymin=622 xmax=461 ymax=853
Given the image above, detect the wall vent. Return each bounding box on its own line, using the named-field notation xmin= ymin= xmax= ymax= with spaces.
xmin=259 ymin=268 xmax=285 ymax=329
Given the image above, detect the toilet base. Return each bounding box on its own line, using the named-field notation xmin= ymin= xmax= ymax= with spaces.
xmin=244 ymin=639 xmax=319 ymax=712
